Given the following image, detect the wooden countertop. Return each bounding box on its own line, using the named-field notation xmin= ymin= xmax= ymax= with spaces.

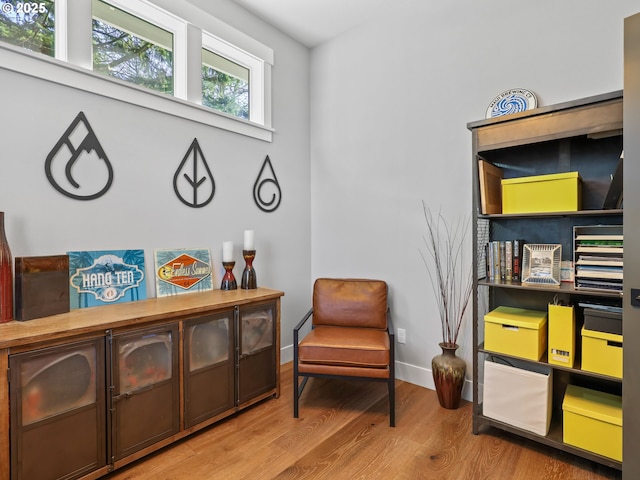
xmin=0 ymin=287 xmax=284 ymax=349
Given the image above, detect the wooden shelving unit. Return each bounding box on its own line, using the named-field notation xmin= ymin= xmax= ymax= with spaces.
xmin=468 ymin=91 xmax=624 ymax=471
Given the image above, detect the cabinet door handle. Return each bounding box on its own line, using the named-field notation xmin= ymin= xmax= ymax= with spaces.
xmin=113 ymin=384 xmax=154 ymax=402
xmin=631 ymin=289 xmax=640 ymax=306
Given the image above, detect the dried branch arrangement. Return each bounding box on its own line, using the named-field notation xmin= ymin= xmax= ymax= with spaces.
xmin=420 ymin=201 xmax=473 ymax=346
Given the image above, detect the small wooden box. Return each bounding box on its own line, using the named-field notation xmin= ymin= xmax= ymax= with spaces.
xmin=15 ymin=255 xmax=69 ymax=321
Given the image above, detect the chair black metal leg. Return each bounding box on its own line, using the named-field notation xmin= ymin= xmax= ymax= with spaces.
xmin=388 ymin=378 xmax=395 ymax=427
xmin=293 ymin=363 xmax=299 ymax=418
xmin=293 ymin=370 xmax=309 ymax=419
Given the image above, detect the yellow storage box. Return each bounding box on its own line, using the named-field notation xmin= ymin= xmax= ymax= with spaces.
xmin=548 ymin=304 xmax=575 ymax=367
xmin=581 ymin=327 xmax=622 ymax=378
xmin=484 ymin=306 xmax=547 ymax=361
xmin=502 ymin=172 xmax=581 ymax=214
xmin=562 ymin=385 xmax=622 ymax=461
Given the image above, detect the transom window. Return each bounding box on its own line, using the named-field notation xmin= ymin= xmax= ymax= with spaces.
xmin=202 ymin=31 xmax=265 ymax=125
xmin=0 ymin=0 xmax=55 ymax=57
xmin=92 ymin=0 xmax=173 ymax=95
xmin=202 ymin=48 xmax=249 ymax=120
xmin=0 ymin=0 xmax=273 ymax=140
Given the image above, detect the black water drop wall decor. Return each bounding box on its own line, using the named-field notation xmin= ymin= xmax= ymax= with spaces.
xmin=253 ymin=155 xmax=281 ymax=212
xmin=174 ymin=138 xmax=215 ymax=208
xmin=44 ymin=112 xmax=114 ymax=201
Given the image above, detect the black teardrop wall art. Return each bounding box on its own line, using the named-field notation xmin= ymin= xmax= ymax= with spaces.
xmin=44 ymin=112 xmax=114 ymax=200
xmin=174 ymin=138 xmax=215 ymax=208
xmin=253 ymin=155 xmax=281 ymax=213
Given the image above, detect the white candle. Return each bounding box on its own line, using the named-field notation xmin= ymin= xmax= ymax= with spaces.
xmin=222 ymin=241 xmax=233 ymax=262
xmin=244 ymin=230 xmax=255 ymax=250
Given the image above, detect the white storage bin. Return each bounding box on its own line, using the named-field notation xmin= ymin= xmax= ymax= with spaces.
xmin=483 ymin=358 xmax=552 ymax=436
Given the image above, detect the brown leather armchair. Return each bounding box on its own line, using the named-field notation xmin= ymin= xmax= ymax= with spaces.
xmin=293 ymin=278 xmax=395 ymax=426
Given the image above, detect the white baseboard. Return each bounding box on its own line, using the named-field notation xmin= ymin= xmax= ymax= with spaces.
xmin=281 ymin=345 xmax=471 ymax=402
xmin=280 ymin=344 xmax=293 ymax=364
xmin=395 ymin=360 xmax=472 ymax=402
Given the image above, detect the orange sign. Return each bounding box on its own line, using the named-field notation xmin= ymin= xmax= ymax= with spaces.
xmin=157 ymin=253 xmax=212 ymax=290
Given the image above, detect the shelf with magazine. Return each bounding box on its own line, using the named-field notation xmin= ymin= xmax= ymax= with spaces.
xmin=574 ymin=224 xmax=623 ymax=294
xmin=479 ymin=213 xmax=624 ymax=298
xmin=469 ymin=91 xmax=624 ymax=470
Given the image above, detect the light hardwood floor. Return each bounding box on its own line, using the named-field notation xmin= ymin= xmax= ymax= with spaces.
xmin=105 ymin=362 xmax=621 ymax=480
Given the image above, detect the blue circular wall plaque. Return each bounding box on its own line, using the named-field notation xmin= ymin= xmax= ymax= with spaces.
xmin=486 ymin=89 xmax=537 ymax=118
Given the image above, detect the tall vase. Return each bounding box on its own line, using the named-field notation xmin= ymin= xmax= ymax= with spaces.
xmin=0 ymin=212 xmax=13 ymax=322
xmin=432 ymin=342 xmax=466 ymax=409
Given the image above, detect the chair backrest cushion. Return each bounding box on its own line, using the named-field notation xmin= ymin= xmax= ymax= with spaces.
xmin=312 ymin=278 xmax=388 ymax=329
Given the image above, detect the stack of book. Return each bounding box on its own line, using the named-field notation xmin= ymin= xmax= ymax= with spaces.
xmin=574 ymin=233 xmax=623 ymax=292
xmin=485 ymin=240 xmax=524 ymax=282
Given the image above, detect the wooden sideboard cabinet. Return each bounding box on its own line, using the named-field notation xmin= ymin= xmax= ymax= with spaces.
xmin=0 ymin=287 xmax=283 ymax=480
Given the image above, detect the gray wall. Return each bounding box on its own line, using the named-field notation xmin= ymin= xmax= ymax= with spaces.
xmin=0 ymin=0 xmax=311 ymax=362
xmin=310 ymin=0 xmax=640 ymax=394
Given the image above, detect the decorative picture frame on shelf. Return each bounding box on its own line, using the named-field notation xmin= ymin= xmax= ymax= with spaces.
xmin=154 ymin=248 xmax=214 ymax=297
xmin=521 ymin=244 xmax=562 ymax=287
xmin=478 ymin=159 xmax=503 ymax=214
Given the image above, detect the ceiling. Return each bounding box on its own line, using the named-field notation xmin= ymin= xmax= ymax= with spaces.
xmin=230 ymin=0 xmax=398 ymax=48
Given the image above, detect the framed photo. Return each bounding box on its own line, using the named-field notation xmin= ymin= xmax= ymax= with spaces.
xmin=521 ymin=244 xmax=562 ymax=287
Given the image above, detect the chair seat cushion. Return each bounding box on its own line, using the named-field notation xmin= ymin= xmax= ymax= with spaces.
xmin=298 ymin=326 xmax=390 ymax=369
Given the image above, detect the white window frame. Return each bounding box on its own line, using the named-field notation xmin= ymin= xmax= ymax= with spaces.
xmin=55 ymin=0 xmax=68 ymax=61
xmin=0 ymin=0 xmax=273 ymax=141
xmin=92 ymin=0 xmax=188 ymax=99
xmin=202 ymin=31 xmax=264 ymax=125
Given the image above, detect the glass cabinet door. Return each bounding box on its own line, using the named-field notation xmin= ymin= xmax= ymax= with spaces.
xmin=10 ymin=338 xmax=107 ymax=480
xmin=111 ymin=323 xmax=179 ymax=460
xmin=238 ymin=301 xmax=276 ymax=405
xmin=183 ymin=311 xmax=234 ymax=428
xmin=241 ymin=308 xmax=274 ymax=356
xmin=118 ymin=332 xmax=173 ymax=392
